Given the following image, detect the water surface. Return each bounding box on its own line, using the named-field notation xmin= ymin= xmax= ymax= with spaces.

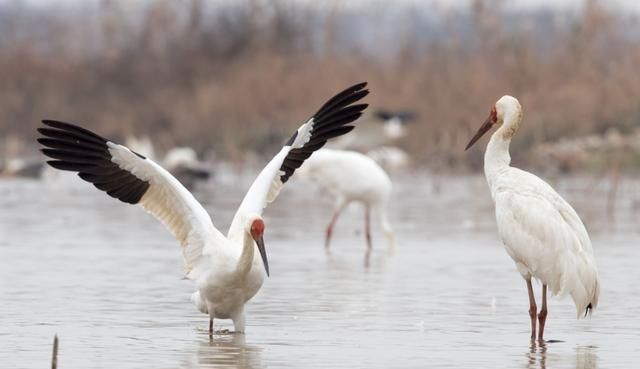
xmin=1 ymin=173 xmax=638 ymax=368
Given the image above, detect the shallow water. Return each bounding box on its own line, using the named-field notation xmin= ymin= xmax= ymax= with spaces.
xmin=1 ymin=172 xmax=639 ymax=368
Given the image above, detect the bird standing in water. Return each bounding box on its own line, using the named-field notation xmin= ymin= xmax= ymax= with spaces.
xmin=38 ymin=82 xmax=369 ymax=335
xmin=298 ymin=148 xmax=395 ymax=250
xmin=465 ymin=95 xmax=599 ymax=341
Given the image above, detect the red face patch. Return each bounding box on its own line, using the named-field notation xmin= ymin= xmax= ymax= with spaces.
xmin=489 ymin=106 xmax=498 ymax=124
xmin=251 ymin=219 xmax=265 ymax=239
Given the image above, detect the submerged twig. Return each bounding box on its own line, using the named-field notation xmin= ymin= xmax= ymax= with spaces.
xmin=51 ymin=335 xmax=58 ymax=369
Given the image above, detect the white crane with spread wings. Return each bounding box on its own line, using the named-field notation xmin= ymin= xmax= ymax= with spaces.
xmin=38 ymin=82 xmax=369 ymax=335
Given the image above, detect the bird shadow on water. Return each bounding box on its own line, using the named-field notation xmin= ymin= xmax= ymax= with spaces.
xmin=185 ymin=333 xmax=262 ymax=369
xmin=526 ymin=341 xmax=598 ymax=369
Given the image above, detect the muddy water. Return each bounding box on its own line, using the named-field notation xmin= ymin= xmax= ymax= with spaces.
xmin=1 ymin=172 xmax=639 ymax=368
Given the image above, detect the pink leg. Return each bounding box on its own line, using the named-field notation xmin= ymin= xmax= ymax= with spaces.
xmin=526 ymin=278 xmax=537 ymax=341
xmin=325 ymin=202 xmax=346 ymax=249
xmin=538 ymin=284 xmax=548 ymax=342
xmin=364 ymin=205 xmax=372 ymax=249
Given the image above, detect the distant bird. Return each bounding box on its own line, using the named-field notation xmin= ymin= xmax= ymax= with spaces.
xmin=38 ymin=82 xmax=369 ymax=334
xmin=366 ymin=146 xmax=411 ymax=171
xmin=374 ymin=109 xmax=417 ymax=140
xmin=163 ymin=147 xmax=212 ymax=189
xmin=125 ymin=137 xmax=212 ymax=189
xmin=329 ymin=109 xmax=417 ymax=152
xmin=298 ymin=149 xmax=395 ymax=249
xmin=0 ymin=157 xmax=44 ymax=178
xmin=465 ymin=96 xmax=600 ymax=341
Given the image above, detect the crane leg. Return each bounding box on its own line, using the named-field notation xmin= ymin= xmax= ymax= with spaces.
xmin=209 ymin=317 xmax=213 ymax=338
xmin=526 ymin=278 xmax=537 ymax=340
xmin=538 ymin=284 xmax=548 ymax=342
xmin=377 ymin=206 xmax=395 ymax=249
xmin=364 ymin=205 xmax=372 ymax=249
xmin=325 ymin=200 xmax=347 ymax=249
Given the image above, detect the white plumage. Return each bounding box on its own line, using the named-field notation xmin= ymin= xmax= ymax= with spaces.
xmin=38 ymin=82 xmax=369 ymax=334
xmin=465 ymin=95 xmax=599 ymax=341
xmin=366 ymin=146 xmax=411 ymax=171
xmin=298 ymin=148 xmax=395 ymax=249
xmin=109 ymin=142 xmax=225 ymax=276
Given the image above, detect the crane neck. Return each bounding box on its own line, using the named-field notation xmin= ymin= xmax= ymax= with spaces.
xmin=485 ymin=129 xmax=511 ymax=167
xmin=235 ymin=231 xmax=256 ymax=278
xmin=484 ymin=121 xmax=515 ymax=189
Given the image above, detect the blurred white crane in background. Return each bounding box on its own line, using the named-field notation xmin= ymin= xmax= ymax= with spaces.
xmin=298 ymin=148 xmax=395 ymax=250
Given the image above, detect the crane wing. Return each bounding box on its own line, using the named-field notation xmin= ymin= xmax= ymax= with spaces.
xmin=227 ymin=82 xmax=369 ymax=238
xmin=38 ymin=120 xmax=226 ymax=278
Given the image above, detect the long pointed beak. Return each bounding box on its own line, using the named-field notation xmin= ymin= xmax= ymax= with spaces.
xmin=255 ymin=236 xmax=269 ymax=277
xmin=465 ymin=116 xmax=495 ymax=151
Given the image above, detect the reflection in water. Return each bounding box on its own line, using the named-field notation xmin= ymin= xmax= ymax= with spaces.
xmin=527 ymin=340 xmax=546 ymax=369
xmin=192 ymin=334 xmax=261 ymax=369
xmin=364 ymin=246 xmax=372 ymax=268
xmin=575 ymin=346 xmax=598 ymax=369
xmin=526 ymin=341 xmax=598 ymax=369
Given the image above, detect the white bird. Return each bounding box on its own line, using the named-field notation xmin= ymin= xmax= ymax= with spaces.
xmin=374 ymin=109 xmax=417 ymax=140
xmin=465 ymin=96 xmax=600 ymax=341
xmin=328 ymin=109 xmax=416 ymax=152
xmin=366 ymin=146 xmax=411 ymax=171
xmin=298 ymin=149 xmax=395 ymax=250
xmin=163 ymin=147 xmax=212 ymax=189
xmin=37 ymin=82 xmax=370 ymax=334
xmin=0 ymin=157 xmax=44 ymax=178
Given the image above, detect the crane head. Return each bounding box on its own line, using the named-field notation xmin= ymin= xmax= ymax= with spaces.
xmin=465 ymin=105 xmax=498 ymax=151
xmin=465 ymin=95 xmax=522 ymax=151
xmin=249 ymin=216 xmax=269 ymax=277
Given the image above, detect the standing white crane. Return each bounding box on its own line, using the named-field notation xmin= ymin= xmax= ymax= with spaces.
xmin=465 ymin=95 xmax=600 ymax=341
xmin=37 ymin=82 xmax=369 ymax=335
xmin=298 ymin=149 xmax=395 ymax=250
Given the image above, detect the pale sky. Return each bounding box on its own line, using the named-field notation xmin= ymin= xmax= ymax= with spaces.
xmin=4 ymin=0 xmax=640 ymax=13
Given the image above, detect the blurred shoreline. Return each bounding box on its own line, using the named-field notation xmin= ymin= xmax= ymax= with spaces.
xmin=1 ymin=0 xmax=640 ymax=173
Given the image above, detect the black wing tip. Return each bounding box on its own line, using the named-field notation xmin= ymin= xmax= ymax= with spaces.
xmin=313 ymin=83 xmax=370 ymax=122
xmin=39 ymin=119 xmax=108 ymax=144
xmin=44 ymin=160 xmax=72 ymax=171
xmin=350 ymin=81 xmax=368 ymax=90
xmin=37 ymin=121 xmax=150 ymax=205
xmin=277 ymin=82 xmax=369 ymax=183
xmin=41 ymin=119 xmax=70 ymax=128
xmin=342 ymin=81 xmax=369 ymax=102
xmin=355 ymin=103 xmax=369 ymax=112
xmin=585 ymin=303 xmax=593 ymax=318
xmin=351 ymin=88 xmax=370 ymax=100
xmin=36 ymin=128 xmax=49 ymax=136
xmin=40 ymin=119 xmax=79 ymax=132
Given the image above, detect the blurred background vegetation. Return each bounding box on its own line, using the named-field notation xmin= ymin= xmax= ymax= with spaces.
xmin=1 ymin=0 xmax=640 ymax=172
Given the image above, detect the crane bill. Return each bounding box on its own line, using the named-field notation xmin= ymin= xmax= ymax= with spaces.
xmin=465 ymin=116 xmax=495 ymax=151
xmin=255 ymin=236 xmax=269 ymax=277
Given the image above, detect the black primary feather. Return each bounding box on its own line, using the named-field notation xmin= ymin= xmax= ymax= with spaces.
xmin=585 ymin=303 xmax=593 ymax=318
xmin=38 ymin=120 xmax=150 ymax=204
xmin=279 ymin=82 xmax=369 ymax=184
